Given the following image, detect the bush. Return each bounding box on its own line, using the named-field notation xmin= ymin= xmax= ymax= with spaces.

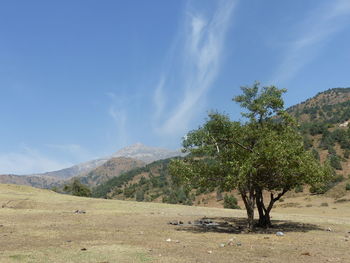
xmin=346 ymin=183 xmax=350 ymax=191
xmin=135 ymin=189 xmax=145 ymax=201
xmin=310 ymin=175 xmax=344 ymax=194
xmin=295 ymin=185 xmax=304 ymax=193
xmin=328 ymin=155 xmax=342 ymax=170
xmin=223 ymin=195 xmax=240 ymax=209
xmin=63 ymin=179 xmax=91 ymax=197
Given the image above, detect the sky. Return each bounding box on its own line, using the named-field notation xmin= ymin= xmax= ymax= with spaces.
xmin=1 ymin=0 xmax=350 ymax=174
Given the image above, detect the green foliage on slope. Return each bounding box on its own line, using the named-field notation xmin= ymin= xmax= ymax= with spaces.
xmin=92 ymin=158 xmax=195 ymax=205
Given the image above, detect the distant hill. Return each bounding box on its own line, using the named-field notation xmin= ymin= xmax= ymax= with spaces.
xmin=30 ymin=158 xmax=109 ymax=180
xmin=0 ymin=174 xmax=62 ymax=189
xmin=92 ymin=158 xmax=197 ymax=205
xmin=78 ymin=157 xmax=145 ymax=187
xmin=0 ymin=143 xmax=183 ymax=189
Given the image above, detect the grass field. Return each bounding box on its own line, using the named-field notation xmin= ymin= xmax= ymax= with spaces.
xmin=0 ymin=184 xmax=349 ymax=262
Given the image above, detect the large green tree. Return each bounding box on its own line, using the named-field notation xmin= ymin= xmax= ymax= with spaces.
xmin=170 ymin=83 xmax=331 ymax=230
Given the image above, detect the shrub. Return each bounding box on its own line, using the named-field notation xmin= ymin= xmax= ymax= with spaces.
xmin=295 ymin=185 xmax=304 ymax=193
xmin=135 ymin=189 xmax=145 ymax=201
xmin=223 ymin=195 xmax=240 ymax=209
xmin=310 ymin=175 xmax=344 ymax=194
xmin=328 ymin=155 xmax=342 ymax=170
xmin=346 ymin=183 xmax=350 ymax=191
xmin=63 ymin=179 xmax=91 ymax=197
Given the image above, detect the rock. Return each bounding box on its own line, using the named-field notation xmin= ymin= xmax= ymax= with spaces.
xmin=326 ymin=227 xmax=332 ymax=232
xmin=219 ymin=243 xmax=225 ymax=248
xmin=168 ymin=221 xmax=178 ymax=225
xmin=276 ymin=232 xmax=284 ymax=236
xmin=175 ymin=240 xmax=180 ymax=243
xmin=188 ymin=221 xmax=192 ymax=224
xmin=301 ymin=252 xmax=311 ymax=256
xmin=236 ymin=242 xmax=242 ymax=246
xmin=179 ymin=221 xmax=184 ymax=225
xmin=203 ymin=219 xmax=213 ymax=224
xmin=207 ymin=250 xmax=212 ymax=254
xmin=166 ymin=238 xmax=172 ymax=242
xmin=81 ymin=248 xmax=87 ymax=251
xmin=227 ymin=241 xmax=234 ymax=246
xmin=74 ymin=210 xmax=86 ymax=214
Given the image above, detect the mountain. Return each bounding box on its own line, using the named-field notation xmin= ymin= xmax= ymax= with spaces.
xmin=78 ymin=157 xmax=145 ymax=186
xmin=31 ymin=158 xmax=109 ymax=180
xmin=0 ymin=174 xmax=62 ymax=189
xmin=112 ymin=143 xmax=184 ymax=164
xmin=0 ymin=143 xmax=182 ymax=188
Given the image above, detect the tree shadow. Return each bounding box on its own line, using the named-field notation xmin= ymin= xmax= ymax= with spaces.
xmin=175 ymin=217 xmax=323 ymax=234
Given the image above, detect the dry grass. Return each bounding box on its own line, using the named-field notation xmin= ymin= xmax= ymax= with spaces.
xmin=0 ymin=184 xmax=350 ymax=263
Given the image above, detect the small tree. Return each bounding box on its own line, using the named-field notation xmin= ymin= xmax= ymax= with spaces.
xmin=170 ymin=82 xmax=331 ymax=230
xmin=223 ymin=195 xmax=240 ymax=209
xmin=63 ymin=179 xmax=91 ymax=197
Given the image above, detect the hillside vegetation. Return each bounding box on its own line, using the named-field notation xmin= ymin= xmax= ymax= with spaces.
xmin=92 ymin=158 xmax=195 ymax=205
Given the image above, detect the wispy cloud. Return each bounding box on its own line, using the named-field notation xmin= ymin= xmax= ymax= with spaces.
xmin=107 ymin=92 xmax=129 ymax=147
xmin=0 ymin=146 xmax=71 ymax=175
xmin=271 ymin=0 xmax=350 ymax=84
xmin=153 ymin=0 xmax=236 ymax=137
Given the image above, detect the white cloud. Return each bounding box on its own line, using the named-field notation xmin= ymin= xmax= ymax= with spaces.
xmin=271 ymin=0 xmax=350 ymax=85
xmin=0 ymin=147 xmax=72 ymax=175
xmin=153 ymin=0 xmax=236 ymax=137
xmin=153 ymin=77 xmax=166 ymax=120
xmin=108 ymin=99 xmax=129 ymax=147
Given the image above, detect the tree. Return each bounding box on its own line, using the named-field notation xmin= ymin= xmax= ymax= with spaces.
xmin=63 ymin=179 xmax=92 ymax=197
xmin=170 ymin=82 xmax=331 ymax=230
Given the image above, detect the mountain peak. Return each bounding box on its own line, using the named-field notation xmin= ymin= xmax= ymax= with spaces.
xmin=112 ymin=143 xmax=182 ymax=163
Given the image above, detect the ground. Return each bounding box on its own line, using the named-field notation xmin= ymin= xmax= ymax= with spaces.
xmin=0 ymin=184 xmax=349 ymax=263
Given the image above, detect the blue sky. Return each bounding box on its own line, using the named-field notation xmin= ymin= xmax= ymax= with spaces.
xmin=1 ymin=0 xmax=350 ymax=174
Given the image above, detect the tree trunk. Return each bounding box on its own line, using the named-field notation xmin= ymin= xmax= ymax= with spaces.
xmin=255 ymin=188 xmax=288 ymax=228
xmin=240 ymin=189 xmax=255 ymax=231
xmin=255 ymin=189 xmax=272 ymax=228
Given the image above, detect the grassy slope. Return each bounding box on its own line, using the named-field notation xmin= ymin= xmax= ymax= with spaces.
xmin=0 ymin=184 xmax=350 ymax=263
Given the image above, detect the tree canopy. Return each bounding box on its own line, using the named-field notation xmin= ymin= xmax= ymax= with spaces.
xmin=170 ymin=82 xmax=332 ymax=230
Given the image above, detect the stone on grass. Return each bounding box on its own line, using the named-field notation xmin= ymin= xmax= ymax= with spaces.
xmin=276 ymin=231 xmax=284 ymax=236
